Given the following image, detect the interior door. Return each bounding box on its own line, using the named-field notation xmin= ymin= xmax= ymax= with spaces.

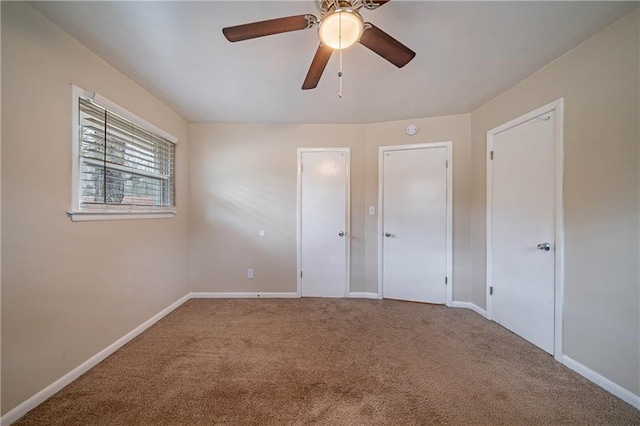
xmin=382 ymin=147 xmax=448 ymax=303
xmin=490 ymin=111 xmax=556 ymax=354
xmin=300 ymin=150 xmax=348 ymax=298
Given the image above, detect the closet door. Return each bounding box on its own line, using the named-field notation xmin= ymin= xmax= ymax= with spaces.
xmin=298 ymin=149 xmax=349 ymax=297
xmin=381 ymin=145 xmax=449 ymax=304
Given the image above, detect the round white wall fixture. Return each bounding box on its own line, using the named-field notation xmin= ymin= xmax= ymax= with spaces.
xmin=406 ymin=124 xmax=418 ymax=136
xmin=259 ymin=230 xmax=266 ymax=237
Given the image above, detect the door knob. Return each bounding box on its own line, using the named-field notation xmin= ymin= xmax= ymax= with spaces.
xmin=537 ymin=243 xmax=551 ymax=251
xmin=338 ymin=232 xmax=345 ymax=237
xmin=385 ymin=233 xmax=391 ymax=238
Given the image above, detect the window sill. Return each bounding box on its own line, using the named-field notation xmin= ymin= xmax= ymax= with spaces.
xmin=67 ymin=210 xmax=176 ymax=222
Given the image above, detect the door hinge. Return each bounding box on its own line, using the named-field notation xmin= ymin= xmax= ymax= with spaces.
xmin=300 ymin=164 xmax=304 ymax=172
xmin=490 ymin=151 xmax=494 ymax=160
xmin=489 ymin=286 xmax=493 ymax=295
xmin=445 ymin=276 xmax=448 ymax=284
xmin=445 ymin=160 xmax=449 ymax=168
xmin=300 ymin=271 xmax=303 ymax=278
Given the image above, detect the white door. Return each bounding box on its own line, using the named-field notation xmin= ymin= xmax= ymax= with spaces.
xmin=490 ymin=111 xmax=556 ymax=354
xmin=381 ymin=146 xmax=448 ymax=304
xmin=299 ymin=149 xmax=349 ymax=298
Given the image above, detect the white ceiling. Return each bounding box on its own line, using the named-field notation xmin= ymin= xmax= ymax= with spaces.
xmin=29 ymin=1 xmax=637 ymax=124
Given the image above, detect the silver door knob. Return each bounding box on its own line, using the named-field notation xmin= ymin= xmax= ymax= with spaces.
xmin=338 ymin=232 xmax=345 ymax=237
xmin=537 ymin=243 xmax=551 ymax=251
xmin=385 ymin=233 xmax=391 ymax=238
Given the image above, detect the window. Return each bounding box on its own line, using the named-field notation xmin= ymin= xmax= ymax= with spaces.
xmin=69 ymin=85 xmax=176 ymax=221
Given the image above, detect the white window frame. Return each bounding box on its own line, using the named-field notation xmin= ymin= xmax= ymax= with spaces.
xmin=68 ymin=85 xmax=178 ymax=222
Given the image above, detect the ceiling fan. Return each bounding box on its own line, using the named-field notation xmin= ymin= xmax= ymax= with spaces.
xmin=222 ymin=0 xmax=416 ymax=90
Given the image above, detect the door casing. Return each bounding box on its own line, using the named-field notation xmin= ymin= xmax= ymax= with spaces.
xmin=486 ymin=98 xmax=565 ymax=361
xmin=296 ymin=147 xmax=351 ymax=298
xmin=377 ymin=142 xmax=453 ymax=306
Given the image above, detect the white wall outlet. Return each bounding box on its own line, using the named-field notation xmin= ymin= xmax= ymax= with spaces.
xmin=369 ymin=206 xmax=376 ymax=215
xmin=247 ymin=268 xmax=254 ymax=279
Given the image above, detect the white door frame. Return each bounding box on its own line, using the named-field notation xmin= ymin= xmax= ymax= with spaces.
xmin=377 ymin=142 xmax=453 ymax=306
xmin=296 ymin=147 xmax=351 ymax=298
xmin=486 ymin=98 xmax=564 ymax=361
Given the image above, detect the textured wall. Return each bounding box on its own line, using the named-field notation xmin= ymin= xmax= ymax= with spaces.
xmin=188 ymin=115 xmax=471 ymax=296
xmin=469 ymin=9 xmax=639 ymax=394
xmin=1 ymin=2 xmax=190 ymax=414
xmin=189 ymin=123 xmax=364 ymax=293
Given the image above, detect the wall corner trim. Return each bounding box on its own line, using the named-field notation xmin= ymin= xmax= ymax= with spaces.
xmin=561 ymin=355 xmax=640 ymax=409
xmin=190 ymin=292 xmax=299 ymax=299
xmin=450 ymin=301 xmax=487 ymax=317
xmin=0 ymin=294 xmax=191 ymax=426
xmin=348 ymin=292 xmax=379 ymax=299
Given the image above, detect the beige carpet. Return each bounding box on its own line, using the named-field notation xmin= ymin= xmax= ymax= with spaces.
xmin=15 ymin=299 xmax=639 ymax=425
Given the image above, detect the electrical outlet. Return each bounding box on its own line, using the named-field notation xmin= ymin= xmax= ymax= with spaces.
xmin=247 ymin=269 xmax=254 ymax=279
xmin=369 ymin=206 xmax=376 ymax=215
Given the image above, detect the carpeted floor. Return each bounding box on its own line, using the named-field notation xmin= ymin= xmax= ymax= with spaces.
xmin=15 ymin=299 xmax=640 ymax=425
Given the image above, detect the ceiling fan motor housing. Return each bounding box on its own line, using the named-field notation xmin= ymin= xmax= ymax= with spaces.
xmin=319 ymin=0 xmax=385 ymax=15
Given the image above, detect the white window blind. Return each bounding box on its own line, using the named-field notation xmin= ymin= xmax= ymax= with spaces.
xmin=69 ymin=85 xmax=176 ymax=221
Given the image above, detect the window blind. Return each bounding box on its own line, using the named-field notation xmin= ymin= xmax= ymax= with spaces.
xmin=78 ymin=98 xmax=175 ymax=208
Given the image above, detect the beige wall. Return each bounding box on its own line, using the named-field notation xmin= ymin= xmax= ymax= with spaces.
xmin=469 ymin=10 xmax=639 ymax=394
xmin=189 ymin=115 xmax=471 ymax=296
xmin=1 ymin=2 xmax=190 ymax=414
xmin=189 ymin=123 xmax=363 ymax=293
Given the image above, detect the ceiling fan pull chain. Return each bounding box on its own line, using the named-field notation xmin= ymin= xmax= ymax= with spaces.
xmin=338 ymin=12 xmax=344 ymax=98
xmin=338 ymin=49 xmax=344 ymax=98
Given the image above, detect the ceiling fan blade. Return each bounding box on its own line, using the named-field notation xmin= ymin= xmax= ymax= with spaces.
xmin=302 ymin=43 xmax=333 ymax=90
xmin=223 ymin=14 xmax=317 ymax=42
xmin=359 ymin=23 xmax=416 ymax=68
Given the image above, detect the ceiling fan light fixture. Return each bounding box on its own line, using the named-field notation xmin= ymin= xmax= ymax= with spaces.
xmin=319 ymin=8 xmax=364 ymax=50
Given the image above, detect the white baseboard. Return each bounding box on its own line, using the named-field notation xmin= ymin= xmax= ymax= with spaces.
xmin=450 ymin=301 xmax=487 ymax=317
xmin=190 ymin=292 xmax=299 ymax=299
xmin=451 ymin=304 xmax=639 ymax=408
xmin=348 ymin=292 xmax=379 ymax=299
xmin=0 ymin=294 xmax=191 ymax=426
xmin=561 ymin=355 xmax=640 ymax=409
